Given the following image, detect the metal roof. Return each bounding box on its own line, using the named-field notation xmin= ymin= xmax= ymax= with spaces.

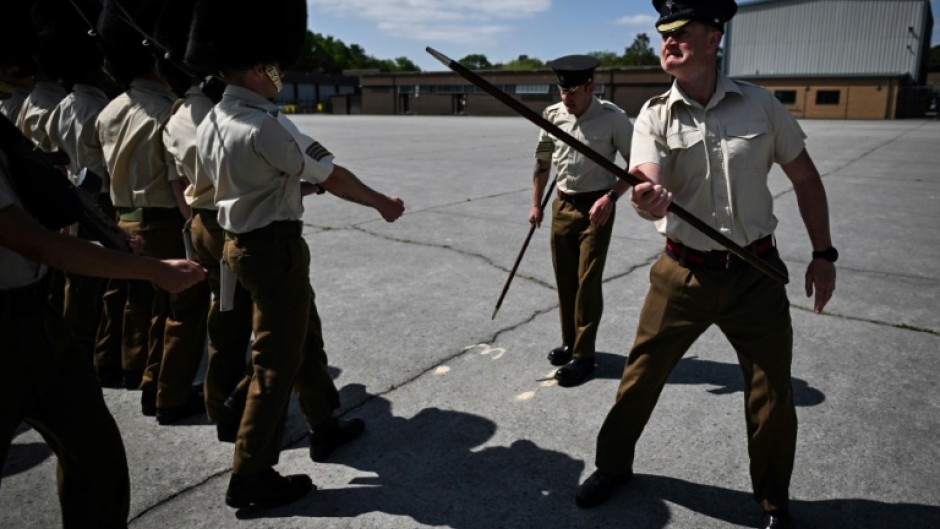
xmin=726 ymin=0 xmax=933 ymax=80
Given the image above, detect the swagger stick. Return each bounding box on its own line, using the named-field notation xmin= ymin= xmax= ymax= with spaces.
xmin=426 ymin=47 xmax=789 ymax=285
xmin=491 ymin=178 xmax=557 ymax=320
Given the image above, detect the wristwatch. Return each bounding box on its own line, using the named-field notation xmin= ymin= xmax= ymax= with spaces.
xmin=605 ymin=190 xmax=619 ymax=203
xmin=812 ymin=246 xmax=838 ymax=263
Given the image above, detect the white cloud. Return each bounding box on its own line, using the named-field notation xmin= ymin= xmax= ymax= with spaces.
xmin=613 ymin=14 xmax=657 ymax=27
xmin=309 ymin=0 xmax=550 ymax=44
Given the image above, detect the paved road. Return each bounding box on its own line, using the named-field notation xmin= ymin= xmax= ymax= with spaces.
xmin=3 ymin=116 xmax=938 ymax=529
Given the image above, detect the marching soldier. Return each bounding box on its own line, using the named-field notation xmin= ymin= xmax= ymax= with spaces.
xmin=96 ymin=0 xmax=209 ymax=422
xmin=188 ymin=0 xmax=404 ymax=508
xmin=39 ymin=0 xmax=123 ymax=366
xmin=531 ymin=55 xmax=633 ymax=387
xmin=156 ymin=0 xmax=251 ymax=442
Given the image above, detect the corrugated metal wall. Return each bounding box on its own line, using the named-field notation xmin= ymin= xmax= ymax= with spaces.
xmin=727 ymin=0 xmax=930 ymax=78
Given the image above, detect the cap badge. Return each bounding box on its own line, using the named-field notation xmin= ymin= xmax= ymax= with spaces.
xmin=665 ymin=0 xmax=676 ymax=13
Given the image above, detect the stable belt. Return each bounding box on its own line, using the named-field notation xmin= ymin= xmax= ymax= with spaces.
xmin=223 ymin=220 xmax=303 ymax=242
xmin=557 ymin=188 xmax=609 ymax=206
xmin=665 ymin=235 xmax=775 ymax=269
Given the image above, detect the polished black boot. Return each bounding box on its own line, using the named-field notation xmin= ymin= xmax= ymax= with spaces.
xmin=555 ymin=357 xmax=595 ymax=387
xmin=575 ymin=469 xmax=632 ymax=508
xmin=225 ymin=468 xmax=314 ymax=509
xmin=310 ymin=417 xmax=365 ymax=462
xmin=547 ymin=345 xmax=572 ymax=366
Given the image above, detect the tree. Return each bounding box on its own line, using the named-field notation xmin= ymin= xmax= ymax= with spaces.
xmin=622 ymin=33 xmax=659 ymax=66
xmin=499 ymin=54 xmax=545 ymax=70
xmin=458 ymin=54 xmax=493 ymax=70
xmin=292 ymin=31 xmax=422 ymax=74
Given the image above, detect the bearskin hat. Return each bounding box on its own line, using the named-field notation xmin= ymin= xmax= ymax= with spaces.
xmin=96 ymin=0 xmax=166 ymax=86
xmin=0 ymin=1 xmax=39 ymax=75
xmin=185 ymin=0 xmax=307 ymax=73
xmin=153 ymin=0 xmax=198 ymax=96
xmin=31 ymin=0 xmax=105 ymax=83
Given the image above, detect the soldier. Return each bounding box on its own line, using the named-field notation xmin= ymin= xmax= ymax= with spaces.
xmin=96 ymin=0 xmax=209 ymax=422
xmin=188 ymin=0 xmax=404 ymax=508
xmin=156 ymin=0 xmax=250 ymax=442
xmin=531 ymin=55 xmax=633 ymax=387
xmin=575 ymin=2 xmax=836 ymax=528
xmin=0 ymin=138 xmax=205 ymax=529
xmin=38 ymin=0 xmax=123 ymax=366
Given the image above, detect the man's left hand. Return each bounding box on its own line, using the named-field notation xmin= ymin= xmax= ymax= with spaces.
xmin=589 ymin=195 xmax=614 ymax=226
xmin=805 ymin=260 xmax=836 ymax=314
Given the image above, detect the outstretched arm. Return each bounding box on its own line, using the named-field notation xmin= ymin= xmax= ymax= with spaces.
xmin=319 ymin=164 xmax=405 ymax=222
xmin=0 ymin=204 xmax=206 ymax=293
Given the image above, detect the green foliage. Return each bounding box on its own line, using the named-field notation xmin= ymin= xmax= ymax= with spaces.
xmin=292 ymin=31 xmax=422 ymax=74
xmin=498 ymin=54 xmax=545 ymax=70
xmin=589 ymin=33 xmax=659 ymax=67
xmin=458 ymin=54 xmax=494 ymax=70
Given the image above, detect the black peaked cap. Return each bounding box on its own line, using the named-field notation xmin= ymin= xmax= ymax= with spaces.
xmin=548 ymin=55 xmax=599 ymax=89
xmin=652 ymin=0 xmax=737 ymax=32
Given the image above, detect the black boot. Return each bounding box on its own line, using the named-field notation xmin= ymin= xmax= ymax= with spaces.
xmin=225 ymin=468 xmax=314 ymax=509
xmin=547 ymin=345 xmax=572 ymax=366
xmin=555 ymin=357 xmax=595 ymax=387
xmin=156 ymin=386 xmax=205 ymax=425
xmin=310 ymin=417 xmax=365 ymax=462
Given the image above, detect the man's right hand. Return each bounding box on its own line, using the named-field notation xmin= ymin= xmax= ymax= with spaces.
xmin=378 ymin=196 xmax=405 ymax=222
xmin=529 ymin=206 xmax=543 ymax=228
xmin=156 ymin=259 xmax=207 ymax=293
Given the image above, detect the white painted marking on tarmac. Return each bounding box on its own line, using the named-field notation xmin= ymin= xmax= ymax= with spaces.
xmin=540 ymin=379 xmax=558 ymax=387
xmin=435 ymin=366 xmax=451 ymax=375
xmin=516 ymin=391 xmax=536 ymax=401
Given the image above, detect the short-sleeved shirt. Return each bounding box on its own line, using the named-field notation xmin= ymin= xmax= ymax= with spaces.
xmin=0 ymin=151 xmax=45 ymax=289
xmin=630 ymin=72 xmax=806 ymax=251
xmin=46 ymin=83 xmax=111 ymax=193
xmin=16 ymin=80 xmax=67 ymax=152
xmin=0 ymin=87 xmax=30 ymax=122
xmin=196 ymin=85 xmax=335 ymax=234
xmin=96 ymin=78 xmax=182 ymax=208
xmin=164 ymin=86 xmax=216 ymax=210
xmin=535 ymin=97 xmax=633 ymax=194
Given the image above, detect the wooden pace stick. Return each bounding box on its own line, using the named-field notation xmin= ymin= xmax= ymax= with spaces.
xmin=491 ymin=178 xmax=556 ymax=320
xmin=425 ymin=47 xmax=790 ymax=287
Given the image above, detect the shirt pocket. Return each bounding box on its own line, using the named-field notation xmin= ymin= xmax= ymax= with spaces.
xmin=665 ymin=127 xmax=703 ymax=151
xmin=725 ymin=121 xmax=771 ymax=168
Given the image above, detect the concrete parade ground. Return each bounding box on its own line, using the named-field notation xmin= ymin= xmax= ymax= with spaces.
xmin=2 ymin=115 xmax=939 ymax=529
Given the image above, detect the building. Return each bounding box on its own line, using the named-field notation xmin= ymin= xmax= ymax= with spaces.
xmin=726 ymin=0 xmax=935 ymax=119
xmin=278 ymin=0 xmax=935 ymax=120
xmin=356 ymin=67 xmax=672 ymax=117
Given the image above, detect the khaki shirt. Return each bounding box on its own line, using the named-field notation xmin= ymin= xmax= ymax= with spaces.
xmin=164 ymin=86 xmax=215 ymax=210
xmin=16 ymin=81 xmax=67 ymax=151
xmin=0 ymin=151 xmax=44 ymax=289
xmin=536 ymin=97 xmax=633 ymax=194
xmin=96 ymin=78 xmax=182 ymax=209
xmin=0 ymin=87 xmax=30 ymax=122
xmin=46 ymin=84 xmax=110 ymax=193
xmin=631 ymin=72 xmax=806 ymax=251
xmin=197 ymin=85 xmax=334 ymax=234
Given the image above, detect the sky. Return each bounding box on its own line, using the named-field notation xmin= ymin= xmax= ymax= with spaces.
xmin=306 ymin=0 xmax=940 ymax=72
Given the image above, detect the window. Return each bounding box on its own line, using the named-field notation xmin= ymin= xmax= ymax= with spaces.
xmin=516 ymin=84 xmax=550 ymax=94
xmin=815 ymin=90 xmax=841 ymax=105
xmin=774 ymin=90 xmax=797 ymax=105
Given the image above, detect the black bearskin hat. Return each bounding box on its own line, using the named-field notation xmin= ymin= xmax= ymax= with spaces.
xmin=96 ymin=0 xmax=166 ymax=86
xmin=185 ymin=0 xmax=307 ymax=73
xmin=153 ymin=0 xmax=198 ymax=96
xmin=32 ymin=0 xmax=105 ymax=83
xmin=0 ymin=1 xmax=39 ymax=75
